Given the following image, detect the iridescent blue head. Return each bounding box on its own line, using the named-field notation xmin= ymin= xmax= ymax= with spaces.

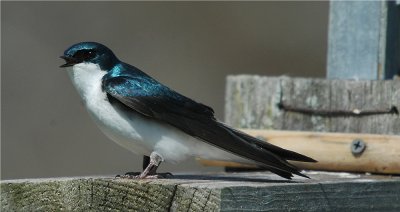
xmin=60 ymin=42 xmax=119 ymax=70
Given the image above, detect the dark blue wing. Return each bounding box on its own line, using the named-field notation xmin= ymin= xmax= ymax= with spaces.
xmin=102 ymin=75 xmax=215 ymax=121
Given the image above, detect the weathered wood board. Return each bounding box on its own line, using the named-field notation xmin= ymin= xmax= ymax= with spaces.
xmin=327 ymin=1 xmax=400 ymax=80
xmin=225 ymin=75 xmax=400 ymax=135
xmin=1 ymin=172 xmax=400 ymax=211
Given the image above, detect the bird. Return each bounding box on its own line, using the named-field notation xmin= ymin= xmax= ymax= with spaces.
xmin=60 ymin=41 xmax=316 ymax=179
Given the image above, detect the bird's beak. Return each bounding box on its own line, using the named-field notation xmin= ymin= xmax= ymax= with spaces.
xmin=60 ymin=56 xmax=78 ymax=68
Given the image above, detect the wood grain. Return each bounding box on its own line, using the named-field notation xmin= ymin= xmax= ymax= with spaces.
xmin=225 ymin=76 xmax=400 ymax=135
xmin=327 ymin=1 xmax=400 ymax=80
xmin=2 ymin=173 xmax=400 ymax=211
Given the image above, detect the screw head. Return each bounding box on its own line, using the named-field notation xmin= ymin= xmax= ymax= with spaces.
xmin=351 ymin=139 xmax=366 ymax=156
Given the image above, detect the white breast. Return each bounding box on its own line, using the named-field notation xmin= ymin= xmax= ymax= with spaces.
xmin=67 ymin=63 xmax=249 ymax=164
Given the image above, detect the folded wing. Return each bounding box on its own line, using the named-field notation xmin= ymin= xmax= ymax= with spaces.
xmin=102 ymin=73 xmax=316 ymax=179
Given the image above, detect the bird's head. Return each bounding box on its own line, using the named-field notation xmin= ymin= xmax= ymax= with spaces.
xmin=60 ymin=42 xmax=118 ymax=70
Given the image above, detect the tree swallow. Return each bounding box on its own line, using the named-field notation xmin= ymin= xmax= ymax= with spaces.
xmin=60 ymin=42 xmax=316 ymax=179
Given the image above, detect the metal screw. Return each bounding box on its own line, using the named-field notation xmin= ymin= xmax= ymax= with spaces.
xmin=351 ymin=139 xmax=366 ymax=156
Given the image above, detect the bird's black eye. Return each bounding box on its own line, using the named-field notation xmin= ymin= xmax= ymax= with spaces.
xmin=74 ymin=49 xmax=96 ymax=61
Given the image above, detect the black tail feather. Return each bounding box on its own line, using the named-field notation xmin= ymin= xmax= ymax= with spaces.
xmin=220 ymin=123 xmax=316 ymax=179
xmin=268 ymin=167 xmax=294 ymax=179
xmin=228 ymin=127 xmax=317 ymax=163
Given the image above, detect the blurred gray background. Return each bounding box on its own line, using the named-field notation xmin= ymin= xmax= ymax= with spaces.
xmin=1 ymin=2 xmax=327 ymax=179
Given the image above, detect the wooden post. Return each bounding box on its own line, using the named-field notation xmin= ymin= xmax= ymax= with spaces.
xmin=327 ymin=1 xmax=400 ymax=80
xmin=216 ymin=3 xmax=400 ymax=174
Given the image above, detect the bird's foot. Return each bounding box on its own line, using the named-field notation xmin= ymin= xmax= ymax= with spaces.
xmin=115 ymin=172 xmax=173 ymax=179
xmin=116 ymin=152 xmax=167 ymax=179
xmin=115 ymin=172 xmax=141 ymax=179
xmin=138 ymin=172 xmax=173 ymax=179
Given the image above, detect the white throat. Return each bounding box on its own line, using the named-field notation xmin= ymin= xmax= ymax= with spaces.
xmin=67 ymin=63 xmax=106 ymax=103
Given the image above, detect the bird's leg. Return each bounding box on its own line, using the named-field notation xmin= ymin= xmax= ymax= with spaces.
xmin=138 ymin=152 xmax=164 ymax=179
xmin=116 ymin=152 xmax=171 ymax=179
xmin=121 ymin=155 xmax=150 ymax=177
xmin=142 ymin=155 xmax=150 ymax=170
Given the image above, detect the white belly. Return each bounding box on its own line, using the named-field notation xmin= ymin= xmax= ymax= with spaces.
xmin=67 ymin=63 xmax=249 ymax=164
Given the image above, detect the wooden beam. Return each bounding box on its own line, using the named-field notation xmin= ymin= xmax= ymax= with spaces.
xmin=327 ymin=1 xmax=400 ymax=80
xmin=198 ymin=129 xmax=400 ymax=174
xmin=2 ymin=174 xmax=400 ymax=211
xmin=225 ymin=76 xmax=400 ymax=135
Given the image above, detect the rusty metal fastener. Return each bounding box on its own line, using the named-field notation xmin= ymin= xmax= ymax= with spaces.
xmin=351 ymin=139 xmax=366 ymax=156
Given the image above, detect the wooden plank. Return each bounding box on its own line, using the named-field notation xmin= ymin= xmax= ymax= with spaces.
xmin=327 ymin=1 xmax=400 ymax=79
xmin=199 ymin=129 xmax=400 ymax=174
xmin=225 ymin=76 xmax=400 ymax=135
xmin=2 ymin=173 xmax=400 ymax=211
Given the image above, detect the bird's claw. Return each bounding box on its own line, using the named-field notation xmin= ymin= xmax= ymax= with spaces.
xmin=115 ymin=172 xmax=173 ymax=179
